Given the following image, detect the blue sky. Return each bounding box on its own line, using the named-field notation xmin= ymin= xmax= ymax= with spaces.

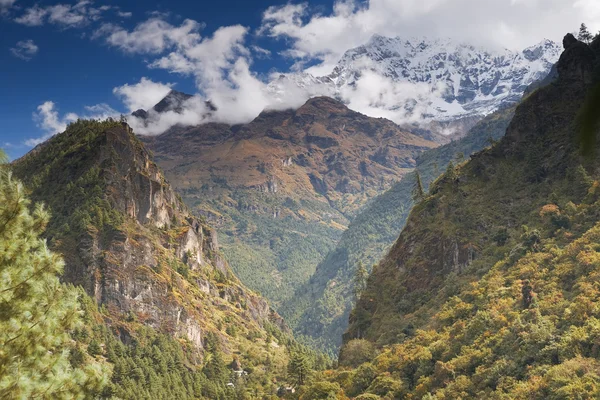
xmin=1 ymin=0 xmax=598 ymax=160
xmin=1 ymin=0 xmax=330 ymax=159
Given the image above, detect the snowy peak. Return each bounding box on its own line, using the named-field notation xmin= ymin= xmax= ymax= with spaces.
xmin=269 ymin=36 xmax=561 ymax=125
xmin=330 ymin=35 xmax=561 ymax=107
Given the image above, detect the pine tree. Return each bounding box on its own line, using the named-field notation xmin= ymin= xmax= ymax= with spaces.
xmin=0 ymin=157 xmax=106 ymax=398
xmin=412 ymin=171 xmax=426 ymax=203
xmin=288 ymin=352 xmax=310 ymax=387
xmin=578 ymin=23 xmax=593 ymax=44
xmin=352 ymin=262 xmax=369 ymax=301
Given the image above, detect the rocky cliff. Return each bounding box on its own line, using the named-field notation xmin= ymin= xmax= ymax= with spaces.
xmin=12 ymin=120 xmax=286 ymax=354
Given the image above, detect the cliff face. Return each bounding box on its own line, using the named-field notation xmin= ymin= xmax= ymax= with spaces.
xmin=346 ymin=34 xmax=600 ymax=345
xmin=12 ymin=121 xmax=286 ymax=353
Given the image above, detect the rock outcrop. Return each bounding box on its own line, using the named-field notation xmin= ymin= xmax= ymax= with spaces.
xmin=12 ymin=121 xmax=287 ymax=353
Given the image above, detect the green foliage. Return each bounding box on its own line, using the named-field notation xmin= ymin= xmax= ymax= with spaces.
xmin=578 ymin=23 xmax=594 ymax=44
xmin=298 ymin=381 xmax=342 ymax=400
xmin=352 ymin=262 xmax=369 ymax=301
xmin=0 ymin=168 xmax=107 ymax=398
xmin=11 ymin=119 xmax=125 ymax=245
xmin=288 ymin=352 xmax=311 ymax=387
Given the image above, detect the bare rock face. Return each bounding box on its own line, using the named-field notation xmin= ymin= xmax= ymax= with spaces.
xmin=557 ymin=33 xmax=596 ymax=85
xmin=12 ymin=122 xmax=288 ymax=353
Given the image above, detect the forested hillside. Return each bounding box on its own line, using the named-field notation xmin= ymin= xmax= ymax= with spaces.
xmin=292 ymin=33 xmax=600 ymax=399
xmin=284 ymin=106 xmax=516 ymax=353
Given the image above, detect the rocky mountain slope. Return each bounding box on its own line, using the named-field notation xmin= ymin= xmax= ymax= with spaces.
xmin=11 ymin=120 xmax=308 ymax=395
xmin=269 ymin=36 xmax=561 ymax=126
xmin=315 ymin=34 xmax=600 ymax=398
xmin=284 ymin=104 xmax=516 ymax=353
xmin=141 ymin=96 xmax=437 ymax=313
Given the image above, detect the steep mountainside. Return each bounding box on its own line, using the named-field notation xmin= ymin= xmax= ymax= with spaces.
xmin=11 ymin=120 xmax=313 ymax=397
xmin=313 ymin=34 xmax=600 ymax=399
xmin=141 ymin=96 xmax=437 ymax=311
xmin=269 ymin=36 xmax=560 ymax=125
xmin=283 ymin=105 xmax=516 ymax=353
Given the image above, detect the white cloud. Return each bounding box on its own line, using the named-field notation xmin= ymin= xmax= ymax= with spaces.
xmin=10 ymin=39 xmax=39 ymax=60
xmin=251 ymin=45 xmax=272 ymax=58
xmin=261 ymin=0 xmax=600 ymax=75
xmin=113 ymin=77 xmax=174 ymax=112
xmin=94 ymin=18 xmax=202 ymax=54
xmin=101 ymin=19 xmax=279 ymax=129
xmin=14 ymin=0 xmax=109 ymax=27
xmin=126 ymin=96 xmax=213 ymax=136
xmin=27 ymin=101 xmax=118 ymax=146
xmin=117 ymin=11 xmax=132 ymax=18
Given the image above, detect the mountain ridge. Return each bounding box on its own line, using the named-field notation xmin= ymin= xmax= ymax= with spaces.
xmin=140 ymin=96 xmax=438 ymax=325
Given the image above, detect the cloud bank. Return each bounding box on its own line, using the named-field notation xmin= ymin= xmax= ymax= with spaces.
xmin=261 ymin=0 xmax=600 ymax=75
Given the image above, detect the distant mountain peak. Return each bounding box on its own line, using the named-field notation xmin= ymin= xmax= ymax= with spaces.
xmin=268 ymin=35 xmax=561 ymax=125
xmin=152 ymin=89 xmax=194 ymax=113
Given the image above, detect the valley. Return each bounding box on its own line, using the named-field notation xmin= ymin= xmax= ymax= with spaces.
xmin=2 ymin=3 xmax=600 ymax=396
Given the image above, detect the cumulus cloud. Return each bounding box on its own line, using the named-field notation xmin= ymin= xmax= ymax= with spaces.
xmin=260 ymin=0 xmax=600 ymax=74
xmin=10 ymin=39 xmax=39 ymax=60
xmin=27 ymin=101 xmax=118 ymax=146
xmin=99 ymin=17 xmax=312 ymax=133
xmin=94 ymin=18 xmax=202 ymax=54
xmin=15 ymin=0 xmax=108 ymax=27
xmin=127 ymin=96 xmax=213 ymax=136
xmin=113 ymin=77 xmax=174 ymax=112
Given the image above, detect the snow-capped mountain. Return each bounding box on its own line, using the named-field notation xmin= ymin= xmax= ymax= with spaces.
xmin=268 ymin=35 xmax=561 ymax=124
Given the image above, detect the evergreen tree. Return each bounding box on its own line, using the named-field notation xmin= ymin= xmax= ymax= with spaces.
xmin=352 ymin=262 xmax=369 ymax=301
xmin=578 ymin=23 xmax=593 ymax=44
xmin=0 ymin=157 xmax=106 ymax=398
xmin=288 ymin=352 xmax=310 ymax=387
xmin=412 ymin=171 xmax=426 ymax=203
